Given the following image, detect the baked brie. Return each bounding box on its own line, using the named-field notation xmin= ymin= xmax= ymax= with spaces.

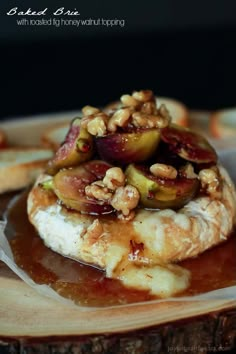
xmin=27 ymin=90 xmax=236 ymax=298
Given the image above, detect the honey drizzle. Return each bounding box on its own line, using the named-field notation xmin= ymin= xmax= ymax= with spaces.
xmin=5 ymin=191 xmax=236 ymax=307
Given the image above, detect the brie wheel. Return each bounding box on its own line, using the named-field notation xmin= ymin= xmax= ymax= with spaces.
xmin=27 ymin=165 xmax=236 ymax=298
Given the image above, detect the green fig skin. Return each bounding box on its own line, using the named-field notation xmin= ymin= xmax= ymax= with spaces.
xmin=53 ymin=161 xmax=114 ymax=215
xmin=96 ymin=128 xmax=161 ymax=165
xmin=125 ymin=164 xmax=200 ymax=210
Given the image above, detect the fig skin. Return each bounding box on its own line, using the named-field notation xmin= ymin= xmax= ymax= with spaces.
xmin=52 ymin=160 xmax=114 ymax=215
xmin=125 ymin=164 xmax=199 ymax=210
xmin=47 ymin=118 xmax=93 ymax=175
xmin=161 ymin=124 xmax=217 ymax=164
xmin=95 ymin=128 xmax=161 ymax=165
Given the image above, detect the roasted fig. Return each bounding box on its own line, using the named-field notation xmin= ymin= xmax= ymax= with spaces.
xmin=96 ymin=128 xmax=160 ymax=165
xmin=47 ymin=118 xmax=93 ymax=175
xmin=53 ymin=160 xmax=114 ymax=214
xmin=125 ymin=164 xmax=199 ymax=209
xmin=161 ymin=124 xmax=217 ymax=164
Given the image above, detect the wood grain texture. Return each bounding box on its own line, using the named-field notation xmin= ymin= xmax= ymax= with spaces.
xmin=0 ymin=261 xmax=235 ymax=336
xmin=0 ymin=306 xmax=235 ymax=353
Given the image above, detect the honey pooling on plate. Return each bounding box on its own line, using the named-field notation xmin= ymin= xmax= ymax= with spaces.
xmin=7 ymin=191 xmax=236 ymax=307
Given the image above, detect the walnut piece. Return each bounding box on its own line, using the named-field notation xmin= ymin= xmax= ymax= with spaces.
xmin=141 ymin=101 xmax=157 ymax=115
xmin=107 ymin=108 xmax=131 ymax=132
xmin=180 ymin=163 xmax=198 ymax=179
xmin=87 ymin=114 xmax=108 ymax=136
xmin=150 ymin=163 xmax=177 ymax=179
xmin=85 ymin=183 xmax=112 ymax=201
xmin=82 ymin=105 xmax=100 ymax=116
xmin=111 ymin=185 xmax=140 ymax=216
xmin=199 ymin=167 xmax=222 ymax=198
xmin=81 ymin=90 xmax=172 ymax=136
xmin=132 ymin=90 xmax=154 ymax=102
xmin=103 ymin=167 xmax=125 ymax=190
xmin=120 ymin=94 xmax=139 ymax=107
xmin=84 ymin=167 xmax=140 ymax=218
xmin=132 ymin=110 xmax=169 ymax=129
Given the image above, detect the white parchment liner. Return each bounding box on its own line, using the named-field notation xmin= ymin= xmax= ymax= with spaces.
xmin=0 ymin=149 xmax=236 ymax=310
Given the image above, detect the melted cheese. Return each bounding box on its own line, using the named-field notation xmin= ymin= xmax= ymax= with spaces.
xmin=31 ymin=203 xmax=190 ymax=297
xmin=28 ymin=165 xmax=236 ymax=298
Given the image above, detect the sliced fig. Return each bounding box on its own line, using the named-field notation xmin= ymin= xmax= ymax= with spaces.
xmin=95 ymin=128 xmax=160 ymax=165
xmin=47 ymin=118 xmax=93 ymax=175
xmin=53 ymin=160 xmax=114 ymax=214
xmin=83 ymin=160 xmax=112 ymax=180
xmin=161 ymin=124 xmax=217 ymax=164
xmin=125 ymin=163 xmax=199 ymax=209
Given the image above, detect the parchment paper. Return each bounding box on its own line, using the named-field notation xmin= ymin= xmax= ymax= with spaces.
xmin=1 ymin=149 xmax=236 ymax=310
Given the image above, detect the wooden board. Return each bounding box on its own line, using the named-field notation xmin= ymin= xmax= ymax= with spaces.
xmin=1 ymin=257 xmax=236 ymax=337
xmin=0 ymin=112 xmax=236 ymax=352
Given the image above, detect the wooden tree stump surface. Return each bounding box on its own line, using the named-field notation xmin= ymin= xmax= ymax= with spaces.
xmin=0 ymin=296 xmax=235 ymax=354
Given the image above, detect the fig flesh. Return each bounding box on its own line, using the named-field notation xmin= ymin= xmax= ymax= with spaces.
xmin=161 ymin=124 xmax=217 ymax=164
xmin=125 ymin=164 xmax=199 ymax=209
xmin=53 ymin=160 xmax=114 ymax=214
xmin=96 ymin=128 xmax=160 ymax=165
xmin=47 ymin=118 xmax=93 ymax=175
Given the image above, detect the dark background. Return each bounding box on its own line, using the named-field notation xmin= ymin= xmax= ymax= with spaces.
xmin=1 ymin=0 xmax=236 ymax=121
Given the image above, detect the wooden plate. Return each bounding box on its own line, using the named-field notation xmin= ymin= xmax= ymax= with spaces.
xmin=0 ymin=112 xmax=236 ymax=338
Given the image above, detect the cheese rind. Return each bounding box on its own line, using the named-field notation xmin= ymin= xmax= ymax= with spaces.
xmin=27 ymin=165 xmax=236 ymax=297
